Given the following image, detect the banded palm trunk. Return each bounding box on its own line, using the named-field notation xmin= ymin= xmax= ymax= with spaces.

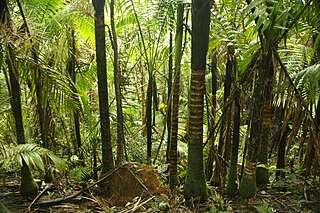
xmin=239 ymin=49 xmax=273 ymax=198
xmin=93 ymin=0 xmax=115 ymax=174
xmin=169 ymin=3 xmax=184 ymax=189
xmin=184 ymin=0 xmax=210 ymax=201
xmin=256 ymin=50 xmax=274 ymax=185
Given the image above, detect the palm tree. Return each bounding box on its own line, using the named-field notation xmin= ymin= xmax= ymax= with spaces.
xmin=239 ymin=0 xmax=312 ymax=197
xmin=169 ymin=2 xmax=184 ymax=189
xmin=93 ymin=0 xmax=115 ymax=174
xmin=67 ymin=28 xmax=82 ymax=157
xmin=0 ymin=0 xmax=38 ymax=196
xmin=184 ymin=0 xmax=210 ymax=201
xmin=110 ymin=0 xmax=126 ymax=165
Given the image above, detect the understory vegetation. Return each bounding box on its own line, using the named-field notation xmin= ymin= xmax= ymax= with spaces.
xmin=0 ymin=0 xmax=320 ymax=212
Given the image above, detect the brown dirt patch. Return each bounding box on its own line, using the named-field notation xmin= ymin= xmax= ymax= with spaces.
xmin=98 ymin=162 xmax=170 ymax=206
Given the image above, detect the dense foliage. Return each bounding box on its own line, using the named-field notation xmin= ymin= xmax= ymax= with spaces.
xmin=0 ymin=0 xmax=320 ymax=211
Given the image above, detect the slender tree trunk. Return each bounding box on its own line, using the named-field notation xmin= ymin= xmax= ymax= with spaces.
xmin=276 ymin=123 xmax=290 ymax=178
xmin=0 ymin=0 xmax=38 ymax=197
xmin=169 ymin=3 xmax=184 ymax=189
xmin=110 ymin=0 xmax=125 ymax=165
xmin=226 ymin=86 xmax=240 ymax=197
xmin=213 ymin=53 xmax=232 ymax=187
xmin=256 ymin=50 xmax=274 ymax=185
xmin=184 ymin=0 xmax=210 ymax=202
xmin=166 ymin=7 xmax=174 ymax=163
xmin=239 ymin=50 xmax=271 ymax=198
xmin=67 ymin=29 xmax=82 ymax=155
xmin=16 ymin=0 xmax=55 ymax=182
xmin=146 ymin=76 xmax=153 ymax=164
xmin=93 ymin=0 xmax=114 ymax=174
xmin=205 ymin=52 xmax=217 ymax=180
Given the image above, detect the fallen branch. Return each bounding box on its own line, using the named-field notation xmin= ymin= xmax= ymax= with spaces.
xmin=33 ymin=163 xmax=125 ymax=206
xmin=28 ymin=183 xmax=52 ymax=211
xmin=121 ymin=196 xmax=155 ymax=213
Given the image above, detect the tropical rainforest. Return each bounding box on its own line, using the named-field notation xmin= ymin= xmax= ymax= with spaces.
xmin=0 ymin=0 xmax=320 ymax=212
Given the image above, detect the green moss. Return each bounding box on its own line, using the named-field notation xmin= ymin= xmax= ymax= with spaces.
xmin=20 ymin=162 xmax=39 ymax=197
xmin=239 ymin=172 xmax=256 ymax=198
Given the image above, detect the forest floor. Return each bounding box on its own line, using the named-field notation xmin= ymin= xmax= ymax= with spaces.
xmin=0 ymin=162 xmax=319 ymax=213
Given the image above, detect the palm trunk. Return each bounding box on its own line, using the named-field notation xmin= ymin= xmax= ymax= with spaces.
xmin=166 ymin=9 xmax=174 ymax=163
xmin=93 ymin=0 xmax=114 ymax=174
xmin=146 ymin=77 xmax=153 ymax=164
xmin=184 ymin=0 xmax=210 ymax=202
xmin=110 ymin=0 xmax=125 ymax=165
xmin=1 ymin=0 xmax=38 ymax=197
xmin=16 ymin=0 xmax=55 ymax=182
xmin=67 ymin=29 xmax=82 ymax=154
xmin=239 ymin=50 xmax=271 ymax=198
xmin=169 ymin=3 xmax=184 ymax=189
xmin=256 ymin=50 xmax=274 ymax=185
xmin=226 ymin=86 xmax=240 ymax=197
xmin=212 ymin=54 xmax=232 ymax=187
xmin=205 ymin=53 xmax=217 ymax=181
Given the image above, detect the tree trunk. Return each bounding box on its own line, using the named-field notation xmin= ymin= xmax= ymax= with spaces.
xmin=239 ymin=50 xmax=271 ymax=198
xmin=226 ymin=86 xmax=240 ymax=197
xmin=256 ymin=50 xmax=274 ymax=185
xmin=169 ymin=3 xmax=184 ymax=189
xmin=110 ymin=0 xmax=126 ymax=165
xmin=212 ymin=53 xmax=232 ymax=187
xmin=205 ymin=52 xmax=217 ymax=181
xmin=146 ymin=77 xmax=153 ymax=164
xmin=67 ymin=29 xmax=82 ymax=156
xmin=16 ymin=0 xmax=55 ymax=182
xmin=184 ymin=0 xmax=210 ymax=202
xmin=93 ymin=0 xmax=114 ymax=174
xmin=166 ymin=8 xmax=174 ymax=163
xmin=0 ymin=0 xmax=38 ymax=197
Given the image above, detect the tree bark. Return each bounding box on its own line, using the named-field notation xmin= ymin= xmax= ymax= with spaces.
xmin=110 ymin=0 xmax=126 ymax=165
xmin=93 ymin=0 xmax=115 ymax=174
xmin=169 ymin=3 xmax=183 ymax=189
xmin=212 ymin=53 xmax=232 ymax=187
xmin=184 ymin=0 xmax=210 ymax=202
xmin=226 ymin=85 xmax=240 ymax=197
xmin=205 ymin=52 xmax=217 ymax=181
xmin=67 ymin=29 xmax=82 ymax=155
xmin=239 ymin=49 xmax=272 ymax=198
xmin=1 ymin=0 xmax=38 ymax=197
xmin=256 ymin=50 xmax=274 ymax=185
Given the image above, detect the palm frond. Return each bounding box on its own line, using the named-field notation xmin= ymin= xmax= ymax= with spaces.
xmin=292 ymin=63 xmax=320 ymax=102
xmin=3 ymin=143 xmax=66 ymax=173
